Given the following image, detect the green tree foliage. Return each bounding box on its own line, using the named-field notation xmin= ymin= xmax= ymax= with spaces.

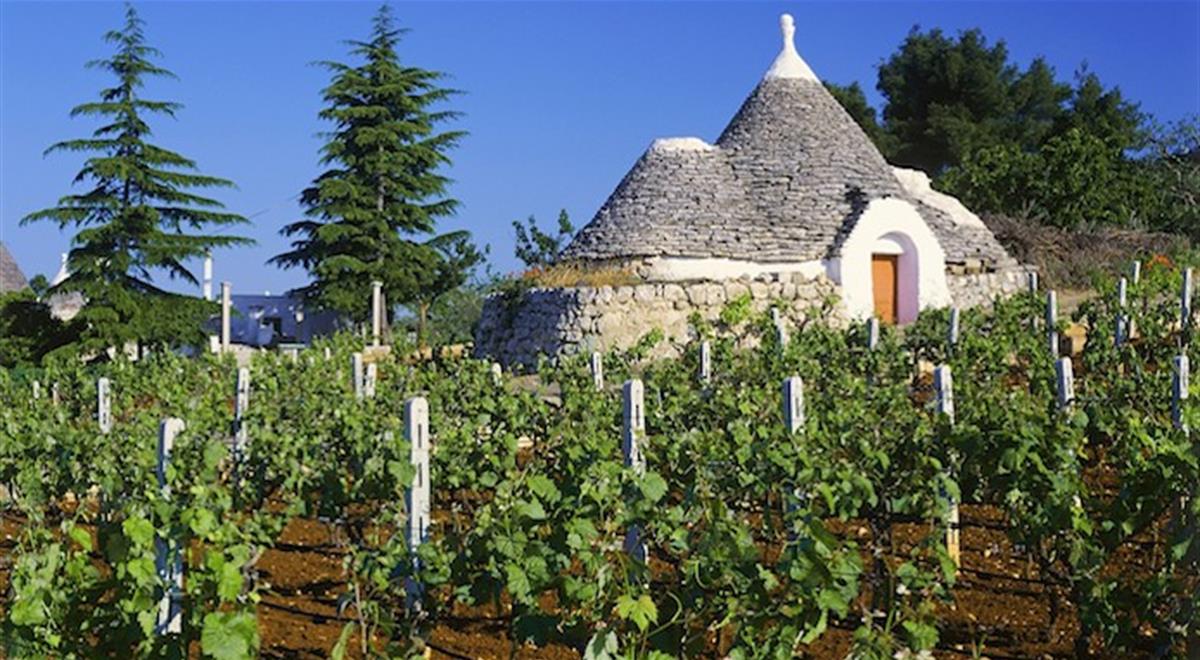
xmin=941 ymin=128 xmax=1155 ymax=228
xmin=0 ymin=292 xmax=71 ymax=368
xmin=20 ymin=4 xmax=248 ymax=356
xmin=876 ymin=28 xmax=1071 ymax=173
xmin=272 ymin=5 xmax=468 ymax=323
xmin=513 ymin=209 xmax=574 ymax=269
xmin=409 ymin=230 xmax=485 ymax=345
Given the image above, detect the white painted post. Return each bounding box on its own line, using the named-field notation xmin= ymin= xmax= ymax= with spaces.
xmin=699 ymin=341 xmax=712 ymax=384
xmin=783 ymin=377 xmax=804 ymax=434
xmin=1116 ymin=278 xmax=1128 ymax=346
xmin=490 ymin=362 xmax=502 ymax=387
xmin=202 ymin=253 xmax=213 ymax=301
xmin=97 ymin=377 xmax=112 ymax=434
xmin=155 ymin=417 xmax=185 ymax=636
xmin=31 ymin=380 xmax=40 ymax=400
xmin=623 ymin=379 xmax=646 ymax=562
xmin=867 ymin=317 xmax=880 ymax=350
xmin=948 ymin=307 xmax=960 ymax=352
xmin=234 ymin=367 xmax=250 ymax=461
xmin=1174 ymin=354 xmax=1189 ymax=432
xmin=1182 ymin=268 xmax=1193 ymax=330
xmin=1027 ymin=271 xmax=1039 ymax=294
xmin=352 ymin=353 xmax=364 ymax=400
xmin=773 ymin=309 xmax=788 ymax=348
xmin=934 ymin=365 xmax=955 ymax=423
xmin=1131 ymin=260 xmax=1141 ymax=286
xmin=51 ymin=382 xmax=60 ymax=407
xmin=591 ymin=351 xmax=604 ymax=392
xmin=323 ymin=346 xmax=331 ymax=361
xmin=1056 ymin=357 xmax=1075 ymax=411
xmin=220 ymin=282 xmax=232 ymax=352
xmin=934 ymin=364 xmax=960 ymax=566
xmin=365 ymin=363 xmax=377 ymax=399
xmin=1046 ymin=290 xmax=1059 ymax=357
xmin=405 ymin=397 xmax=430 ymax=608
xmin=371 ymin=281 xmax=383 ymax=347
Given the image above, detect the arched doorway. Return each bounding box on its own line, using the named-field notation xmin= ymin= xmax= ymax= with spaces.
xmin=831 ymin=198 xmax=951 ymax=323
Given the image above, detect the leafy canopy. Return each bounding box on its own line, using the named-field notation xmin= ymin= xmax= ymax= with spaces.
xmin=20 ymin=3 xmax=248 ymax=355
xmin=272 ymin=4 xmax=471 ymax=323
xmin=513 ymin=209 xmax=575 ymax=269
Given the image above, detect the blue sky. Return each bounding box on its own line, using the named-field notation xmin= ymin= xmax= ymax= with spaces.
xmin=2 ymin=1 xmax=1198 ymax=296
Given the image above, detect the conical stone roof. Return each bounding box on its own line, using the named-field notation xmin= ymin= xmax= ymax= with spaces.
xmin=562 ymin=15 xmax=1013 ymax=268
xmin=0 ymin=242 xmax=28 ymax=294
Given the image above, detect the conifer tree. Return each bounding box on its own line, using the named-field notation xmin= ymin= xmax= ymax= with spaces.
xmin=22 ymin=4 xmax=248 ymax=354
xmin=272 ymin=4 xmax=469 ymax=322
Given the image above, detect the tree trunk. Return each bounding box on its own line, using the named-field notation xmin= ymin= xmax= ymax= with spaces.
xmin=417 ymin=302 xmax=430 ymax=349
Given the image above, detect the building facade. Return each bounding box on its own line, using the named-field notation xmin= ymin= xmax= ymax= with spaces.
xmin=478 ymin=15 xmax=1028 ymax=365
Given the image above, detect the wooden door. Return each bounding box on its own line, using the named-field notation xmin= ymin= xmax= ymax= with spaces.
xmin=872 ymin=254 xmax=898 ymax=324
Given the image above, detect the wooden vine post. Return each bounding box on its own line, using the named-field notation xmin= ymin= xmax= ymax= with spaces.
xmin=234 ymin=367 xmax=250 ymax=462
xmin=1182 ymin=268 xmax=1193 ymax=333
xmin=934 ymin=365 xmax=960 ymax=566
xmin=220 ymin=282 xmax=232 ymax=352
xmin=364 ymin=363 xmax=377 ymax=399
xmin=773 ymin=308 xmax=789 ymax=349
xmin=591 ymin=352 xmax=604 ymax=391
xmin=156 ymin=417 xmax=185 ymax=636
xmin=404 ymin=397 xmax=431 ymax=609
xmin=371 ymin=280 xmax=383 ymax=347
xmin=1027 ymin=271 xmax=1039 ymax=294
xmin=97 ymin=377 xmax=112 ymax=434
xmin=1056 ymin=357 xmax=1074 ymax=412
xmin=1116 ymin=277 xmax=1128 ymax=346
xmin=948 ymin=307 xmax=960 ymax=354
xmin=352 ymin=353 xmax=364 ymax=400
xmin=1173 ymin=354 xmax=1189 ymax=432
xmin=1046 ymin=290 xmax=1059 ymax=357
xmin=783 ymin=377 xmax=804 ymax=434
xmin=623 ymin=379 xmax=647 ymax=563
xmin=699 ymin=341 xmax=712 ymax=384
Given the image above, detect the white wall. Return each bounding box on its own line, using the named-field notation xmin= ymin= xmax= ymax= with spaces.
xmin=832 ymin=197 xmax=950 ymax=322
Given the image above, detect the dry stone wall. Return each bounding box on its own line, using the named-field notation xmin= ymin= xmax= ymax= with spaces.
xmin=946 ymin=265 xmax=1033 ymax=309
xmin=476 ymin=273 xmax=844 ymax=367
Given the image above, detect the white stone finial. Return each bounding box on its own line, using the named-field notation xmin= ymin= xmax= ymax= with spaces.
xmin=765 ymin=13 xmax=819 ymax=82
xmin=781 ymin=14 xmax=796 ymax=49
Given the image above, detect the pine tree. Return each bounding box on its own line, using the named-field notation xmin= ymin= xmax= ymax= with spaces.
xmin=272 ymin=4 xmax=468 ymax=323
xmin=22 ymin=4 xmax=248 ymax=355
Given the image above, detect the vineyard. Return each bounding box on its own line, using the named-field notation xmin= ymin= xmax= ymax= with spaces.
xmin=2 ymin=263 xmax=1199 ymax=659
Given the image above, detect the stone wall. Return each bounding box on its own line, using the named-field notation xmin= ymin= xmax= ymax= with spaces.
xmin=946 ymin=265 xmax=1033 ymax=309
xmin=476 ymin=273 xmax=844 ymax=367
